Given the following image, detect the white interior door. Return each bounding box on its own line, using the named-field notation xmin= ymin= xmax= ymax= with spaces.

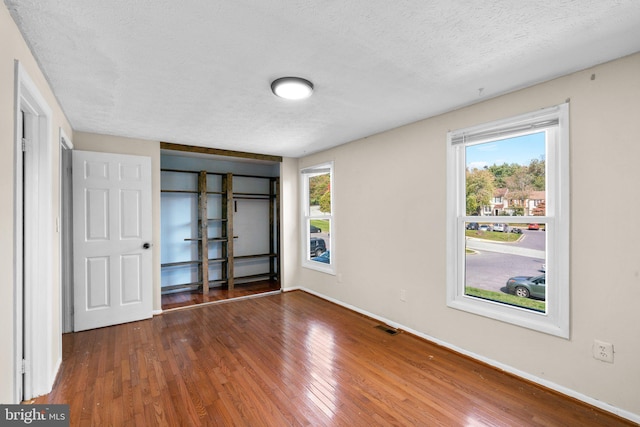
xmin=73 ymin=150 xmax=152 ymax=331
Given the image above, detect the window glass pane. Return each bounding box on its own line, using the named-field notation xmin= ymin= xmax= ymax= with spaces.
xmin=308 ymin=172 xmax=331 ymax=214
xmin=463 ymin=132 xmax=548 ymax=313
xmin=465 ymin=222 xmax=546 ymax=312
xmin=309 ymin=219 xmax=330 ymax=264
xmin=303 ymin=162 xmax=334 ymax=274
xmin=465 ymin=221 xmax=546 ymax=312
xmin=465 ymin=132 xmax=546 ymax=216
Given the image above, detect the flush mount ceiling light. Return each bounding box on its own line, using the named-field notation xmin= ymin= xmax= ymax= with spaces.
xmin=271 ymin=77 xmax=314 ymax=100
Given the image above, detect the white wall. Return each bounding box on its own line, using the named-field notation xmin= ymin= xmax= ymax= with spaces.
xmin=294 ymin=53 xmax=640 ymax=419
xmin=0 ymin=3 xmax=72 ymax=402
xmin=280 ymin=157 xmax=301 ymax=290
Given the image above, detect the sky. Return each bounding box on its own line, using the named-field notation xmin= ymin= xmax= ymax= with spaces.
xmin=466 ymin=131 xmax=545 ymax=170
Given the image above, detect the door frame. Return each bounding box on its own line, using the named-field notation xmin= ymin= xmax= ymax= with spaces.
xmin=59 ymin=129 xmax=73 ymax=333
xmin=13 ymin=61 xmax=57 ymax=402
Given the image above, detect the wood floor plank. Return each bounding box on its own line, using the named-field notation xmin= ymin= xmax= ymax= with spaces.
xmin=31 ymin=290 xmax=635 ymax=426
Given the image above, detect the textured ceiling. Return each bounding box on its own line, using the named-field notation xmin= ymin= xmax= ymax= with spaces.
xmin=6 ymin=0 xmax=640 ymax=158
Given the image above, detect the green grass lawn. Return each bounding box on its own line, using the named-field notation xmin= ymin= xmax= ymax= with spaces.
xmin=465 ymin=229 xmax=521 ymax=242
xmin=310 ymin=219 xmax=330 ymax=233
xmin=465 ymin=287 xmax=546 ymax=312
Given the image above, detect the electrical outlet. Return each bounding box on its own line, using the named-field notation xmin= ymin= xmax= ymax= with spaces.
xmin=593 ymin=339 xmax=614 ymax=363
xmin=400 ymin=289 xmax=407 ymax=302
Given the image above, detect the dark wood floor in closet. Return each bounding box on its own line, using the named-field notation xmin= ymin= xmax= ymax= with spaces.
xmin=161 ymin=279 xmax=281 ymax=310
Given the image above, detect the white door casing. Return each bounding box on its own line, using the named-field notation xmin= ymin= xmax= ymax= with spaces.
xmin=14 ymin=61 xmax=55 ymax=402
xmin=73 ymin=150 xmax=153 ymax=332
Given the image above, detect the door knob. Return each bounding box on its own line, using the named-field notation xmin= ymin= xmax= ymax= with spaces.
xmin=143 ymin=242 xmax=151 ymax=249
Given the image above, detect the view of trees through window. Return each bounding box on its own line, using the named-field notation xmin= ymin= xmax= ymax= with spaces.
xmin=466 ymin=159 xmax=546 ymax=216
xmin=464 ymin=132 xmax=547 ymax=312
xmin=309 ymin=173 xmax=331 ymax=214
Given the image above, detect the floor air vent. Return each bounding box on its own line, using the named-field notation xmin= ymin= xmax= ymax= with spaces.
xmin=375 ymin=324 xmax=399 ymax=335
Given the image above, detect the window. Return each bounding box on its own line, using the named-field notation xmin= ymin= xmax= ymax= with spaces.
xmin=301 ymin=162 xmax=335 ymax=274
xmin=446 ymin=104 xmax=570 ymax=337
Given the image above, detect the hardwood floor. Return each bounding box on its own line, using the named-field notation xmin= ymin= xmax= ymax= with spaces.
xmin=161 ymin=279 xmax=281 ymax=310
xmin=33 ymin=291 xmax=633 ymax=426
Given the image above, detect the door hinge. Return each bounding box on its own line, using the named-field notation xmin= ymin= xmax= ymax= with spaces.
xmin=21 ymin=138 xmax=27 ymax=152
xmin=19 ymin=359 xmax=27 ymax=374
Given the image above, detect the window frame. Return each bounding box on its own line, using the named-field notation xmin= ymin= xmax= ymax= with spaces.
xmin=446 ymin=104 xmax=570 ymax=338
xmin=301 ymin=161 xmax=335 ymax=275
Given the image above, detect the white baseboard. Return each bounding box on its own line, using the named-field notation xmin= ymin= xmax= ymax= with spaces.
xmin=290 ymin=286 xmax=640 ymax=424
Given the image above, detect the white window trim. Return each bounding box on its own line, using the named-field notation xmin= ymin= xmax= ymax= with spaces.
xmin=446 ymin=104 xmax=570 ymax=338
xmin=301 ymin=161 xmax=335 ymax=275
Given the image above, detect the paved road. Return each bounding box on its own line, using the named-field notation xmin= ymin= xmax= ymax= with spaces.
xmin=466 ymin=239 xmax=544 ymax=259
xmin=465 ymin=230 xmax=546 ymax=294
xmin=513 ymin=228 xmax=545 ymax=250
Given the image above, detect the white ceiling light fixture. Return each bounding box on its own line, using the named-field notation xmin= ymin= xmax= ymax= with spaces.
xmin=271 ymin=77 xmax=314 ymax=100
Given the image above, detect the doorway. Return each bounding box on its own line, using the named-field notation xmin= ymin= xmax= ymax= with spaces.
xmin=60 ymin=131 xmax=73 ymax=333
xmin=14 ymin=62 xmax=57 ymax=402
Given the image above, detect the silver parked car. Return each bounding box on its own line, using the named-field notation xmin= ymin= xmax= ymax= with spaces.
xmin=492 ymin=223 xmax=509 ymax=232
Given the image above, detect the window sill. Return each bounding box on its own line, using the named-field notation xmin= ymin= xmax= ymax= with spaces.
xmin=447 ymin=294 xmax=569 ymax=338
xmin=302 ymin=261 xmax=336 ymax=275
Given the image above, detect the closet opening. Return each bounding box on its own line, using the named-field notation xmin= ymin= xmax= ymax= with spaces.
xmin=160 ymin=145 xmax=281 ymax=310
